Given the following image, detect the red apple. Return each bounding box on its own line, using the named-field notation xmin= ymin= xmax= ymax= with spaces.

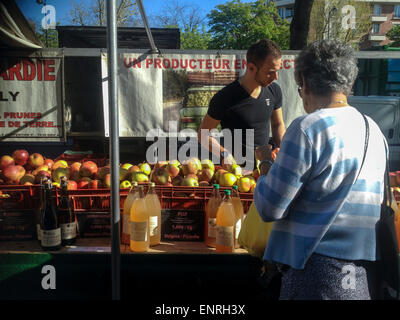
xmin=79 ymin=161 xmax=98 ymax=178
xmin=66 ymin=180 xmax=78 ymax=190
xmin=43 ymin=158 xmax=54 ymax=170
xmin=89 ymin=179 xmax=101 ymax=189
xmin=28 ymin=153 xmax=44 ymax=168
xmin=34 ymin=170 xmax=51 ymax=184
xmin=69 ymin=162 xmax=82 ymax=173
xmin=103 ymin=173 xmax=111 ymax=188
xmin=0 ymin=155 xmax=14 ymax=170
xmin=3 ymin=165 xmax=26 ymax=184
xmin=12 ymin=149 xmax=29 ymax=166
xmin=77 ymin=180 xmax=89 ymax=189
xmin=166 ymin=163 xmax=180 ymax=178
xmin=151 ymin=167 xmax=170 ymax=185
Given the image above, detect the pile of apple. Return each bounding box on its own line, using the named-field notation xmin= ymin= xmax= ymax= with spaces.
xmin=119 ymin=158 xmax=258 ymax=193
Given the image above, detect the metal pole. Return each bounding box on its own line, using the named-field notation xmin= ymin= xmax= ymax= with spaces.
xmin=136 ymin=0 xmax=158 ymax=53
xmin=106 ymin=0 xmax=120 ymax=300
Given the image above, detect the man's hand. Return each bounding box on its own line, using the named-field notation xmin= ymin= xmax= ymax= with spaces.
xmin=255 ymin=145 xmax=274 ymax=162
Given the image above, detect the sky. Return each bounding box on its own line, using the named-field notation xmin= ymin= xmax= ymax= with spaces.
xmin=15 ymin=0 xmax=254 ymax=30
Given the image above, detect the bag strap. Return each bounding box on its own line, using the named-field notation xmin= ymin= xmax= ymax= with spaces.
xmin=357 ymin=113 xmax=370 ymax=182
xmin=382 ymin=141 xmax=393 ymax=219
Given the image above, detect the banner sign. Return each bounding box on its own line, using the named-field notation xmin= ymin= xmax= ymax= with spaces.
xmin=0 ymin=51 xmax=64 ymax=142
xmin=101 ymin=51 xmax=305 ymax=137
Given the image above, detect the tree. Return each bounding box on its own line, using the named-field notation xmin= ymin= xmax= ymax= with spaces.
xmin=37 ymin=25 xmax=59 ymax=48
xmin=308 ymin=0 xmax=372 ymax=49
xmin=290 ymin=0 xmax=314 ymax=50
xmin=68 ymin=0 xmax=140 ymax=27
xmin=207 ymin=0 xmax=290 ymax=50
xmin=180 ymin=25 xmax=212 ymax=50
xmin=387 ymin=25 xmax=400 ymax=47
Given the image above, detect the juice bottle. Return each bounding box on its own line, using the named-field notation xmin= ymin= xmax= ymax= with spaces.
xmin=122 ymin=182 xmax=138 ymax=245
xmin=145 ymin=182 xmax=162 ymax=246
xmin=216 ymin=189 xmax=236 ymax=253
xmin=395 ymin=207 xmax=400 ymax=252
xmin=130 ymin=185 xmax=149 ymax=252
xmin=231 ymin=185 xmax=244 ymax=249
xmin=205 ymin=184 xmax=222 ymax=247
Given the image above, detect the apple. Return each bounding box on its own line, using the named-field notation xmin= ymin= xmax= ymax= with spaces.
xmin=69 ymin=162 xmax=82 ymax=173
xmin=53 ymin=182 xmax=60 ymax=188
xmin=185 ymin=173 xmax=198 ymax=181
xmin=52 ymin=167 xmax=70 ymax=183
xmin=252 ymin=168 xmax=260 ymax=181
xmin=103 ymin=173 xmax=111 ymax=188
xmin=89 ymin=179 xmax=101 ymax=189
xmin=139 ymin=163 xmax=151 ymax=176
xmin=43 ymin=158 xmax=54 ymax=170
xmin=67 ymin=180 xmax=78 ymax=190
xmin=20 ymin=174 xmax=35 ymax=185
xmin=97 ymin=166 xmax=111 ymax=180
xmin=172 ymin=176 xmax=183 ymax=186
xmin=166 ymin=163 xmax=180 ymax=178
xmin=390 ymin=172 xmax=398 ymax=187
xmin=237 ymin=176 xmax=252 ymax=193
xmin=169 ymin=160 xmax=181 ymax=167
xmin=3 ymin=165 xmax=25 ymax=184
xmin=120 ymin=180 xmax=132 ymax=189
xmin=130 ymin=172 xmax=149 ymax=183
xmin=154 ymin=161 xmax=169 ymax=169
xmin=199 ymin=168 xmax=214 ymax=182
xmin=215 ymin=169 xmax=228 ymax=183
xmin=28 ymin=153 xmax=44 ymax=168
xmin=12 ymin=150 xmax=29 ymax=166
xmin=199 ymin=181 xmax=210 ymax=187
xmin=32 ymin=165 xmax=50 ymax=176
xmin=52 ymin=160 xmax=68 ymax=171
xmin=77 ymin=180 xmax=90 ymax=189
xmin=79 ymin=161 xmax=98 ymax=178
xmin=219 ymin=172 xmax=237 ymax=187
xmin=228 ymin=164 xmax=242 ymax=177
xmin=119 ymin=168 xmax=128 ymax=181
xmin=151 ymin=167 xmax=170 ymax=185
xmin=181 ymin=176 xmax=199 ymax=187
xmin=70 ymin=170 xmax=81 ymax=183
xmin=182 ymin=158 xmax=202 ymax=175
xmin=34 ymin=170 xmax=51 ymax=184
xmin=0 ymin=155 xmax=14 ymax=170
xmin=23 ymin=182 xmax=33 ymax=186
xmin=201 ymin=159 xmax=215 ymax=172
xmin=121 ymin=163 xmax=133 ymax=170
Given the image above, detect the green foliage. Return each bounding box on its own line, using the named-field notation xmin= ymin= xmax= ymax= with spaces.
xmin=387 ymin=25 xmax=400 ymax=47
xmin=207 ymin=0 xmax=290 ymax=50
xmin=180 ymin=25 xmax=212 ymax=50
xmin=37 ymin=26 xmax=59 ymax=48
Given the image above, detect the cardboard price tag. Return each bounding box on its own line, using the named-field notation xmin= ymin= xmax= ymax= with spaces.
xmin=161 ymin=209 xmax=204 ymax=242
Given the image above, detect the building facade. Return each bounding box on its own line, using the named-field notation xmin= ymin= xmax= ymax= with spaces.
xmin=271 ymin=0 xmax=400 ymax=48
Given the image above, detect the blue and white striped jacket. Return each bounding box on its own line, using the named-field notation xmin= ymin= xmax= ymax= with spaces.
xmin=254 ymin=106 xmax=387 ymax=269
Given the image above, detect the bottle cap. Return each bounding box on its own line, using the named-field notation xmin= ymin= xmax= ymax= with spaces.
xmin=213 ymin=184 xmax=220 ymax=189
xmin=224 ymin=189 xmax=231 ymax=196
xmin=232 ymin=185 xmax=238 ymax=190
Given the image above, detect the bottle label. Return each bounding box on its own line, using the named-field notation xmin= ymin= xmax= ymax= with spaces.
xmin=149 ymin=216 xmax=159 ymax=237
xmin=235 ymin=219 xmax=242 ymax=240
xmin=208 ymin=218 xmax=217 ymax=238
xmin=41 ymin=228 xmax=61 ymax=247
xmin=130 ymin=221 xmax=148 ymax=242
xmin=60 ymin=222 xmax=77 ymax=240
xmin=216 ymin=226 xmax=234 ymax=247
xmin=36 ymin=224 xmax=42 ymax=241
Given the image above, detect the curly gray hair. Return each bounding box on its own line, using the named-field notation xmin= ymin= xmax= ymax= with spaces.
xmin=294 ymin=40 xmax=358 ymax=96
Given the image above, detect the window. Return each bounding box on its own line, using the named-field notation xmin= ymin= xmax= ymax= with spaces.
xmin=374 ymin=4 xmax=381 ymax=16
xmin=285 ymin=7 xmax=293 ymax=18
xmin=372 ymin=23 xmax=380 ymax=34
xmin=394 ymin=5 xmax=400 ymax=18
xmin=278 ymin=8 xmax=285 ymax=19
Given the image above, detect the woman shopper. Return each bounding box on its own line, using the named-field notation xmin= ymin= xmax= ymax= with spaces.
xmin=254 ymin=39 xmax=387 ymax=300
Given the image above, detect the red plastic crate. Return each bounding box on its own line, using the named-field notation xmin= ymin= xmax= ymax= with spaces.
xmin=0 ymin=185 xmax=41 ymax=211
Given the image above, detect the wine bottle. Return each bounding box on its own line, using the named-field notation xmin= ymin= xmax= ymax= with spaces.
xmin=41 ymin=180 xmax=62 ymax=251
xmin=58 ymin=176 xmax=77 ymax=245
xmin=35 ymin=177 xmax=47 ymax=243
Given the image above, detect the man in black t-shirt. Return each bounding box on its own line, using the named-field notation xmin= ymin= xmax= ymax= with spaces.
xmin=197 ymin=39 xmax=286 ymax=172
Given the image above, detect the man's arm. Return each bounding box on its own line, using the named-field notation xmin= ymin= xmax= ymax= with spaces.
xmin=270 ymin=107 xmax=286 ymax=147
xmin=197 ymin=114 xmax=224 ymax=158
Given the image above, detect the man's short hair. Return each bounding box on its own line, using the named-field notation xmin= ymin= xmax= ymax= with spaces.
xmin=247 ymin=39 xmax=282 ymax=67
